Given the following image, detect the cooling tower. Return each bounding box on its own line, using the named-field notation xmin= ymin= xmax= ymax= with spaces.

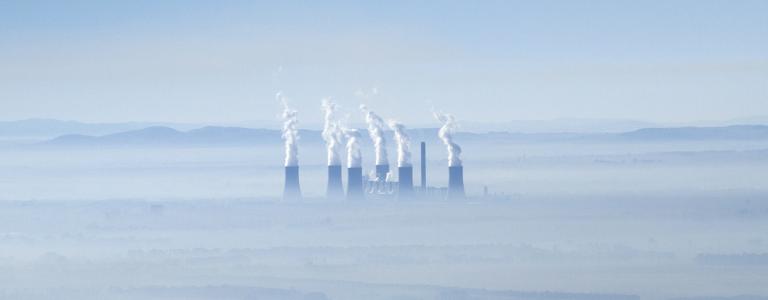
xmin=375 ymin=164 xmax=390 ymax=181
xmin=326 ymin=165 xmax=344 ymax=199
xmin=283 ymin=166 xmax=302 ymax=200
xmin=398 ymin=166 xmax=414 ymax=199
xmin=448 ymin=166 xmax=465 ymax=200
xmin=347 ymin=167 xmax=364 ymax=200
xmin=420 ymin=142 xmax=426 ymax=189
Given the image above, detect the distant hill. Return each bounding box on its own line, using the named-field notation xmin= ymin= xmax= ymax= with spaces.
xmin=39 ymin=124 xmax=768 ymax=148
xmin=620 ymin=125 xmax=768 ymax=140
xmin=459 ymin=118 xmax=658 ymax=133
xmin=6 ymin=117 xmax=768 ymax=139
xmin=0 ymin=119 xmax=201 ymax=138
xmin=45 ymin=126 xmax=324 ymax=147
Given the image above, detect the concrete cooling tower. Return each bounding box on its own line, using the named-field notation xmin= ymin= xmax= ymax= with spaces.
xmin=398 ymin=166 xmax=413 ymax=199
xmin=448 ymin=166 xmax=465 ymax=200
xmin=347 ymin=167 xmax=364 ymax=200
xmin=326 ymin=165 xmax=344 ymax=199
xmin=283 ymin=166 xmax=302 ymax=200
xmin=375 ymin=164 xmax=389 ymax=181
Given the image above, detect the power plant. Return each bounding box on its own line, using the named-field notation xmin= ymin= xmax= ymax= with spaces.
xmin=280 ymin=94 xmax=302 ymax=201
xmin=326 ymin=165 xmax=343 ymax=199
xmin=283 ymin=165 xmax=302 ymax=200
xmin=375 ymin=164 xmax=390 ymax=181
xmin=397 ymin=165 xmax=413 ymax=199
xmin=280 ymin=99 xmax=469 ymax=201
xmin=347 ymin=166 xmax=365 ymax=200
xmin=448 ymin=166 xmax=465 ymax=200
xmin=281 ymin=139 xmax=465 ymax=201
xmin=353 ymin=141 xmax=463 ymax=200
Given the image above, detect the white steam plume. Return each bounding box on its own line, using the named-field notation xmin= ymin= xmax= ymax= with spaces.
xmin=388 ymin=120 xmax=411 ymax=167
xmin=344 ymin=128 xmax=362 ymax=168
xmin=321 ymin=98 xmax=343 ymax=166
xmin=278 ymin=92 xmax=299 ymax=167
xmin=360 ymin=105 xmax=388 ymax=166
xmin=433 ymin=111 xmax=462 ymax=167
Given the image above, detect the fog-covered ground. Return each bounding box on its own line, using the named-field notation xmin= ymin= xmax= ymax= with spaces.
xmin=1 ymin=137 xmax=767 ymax=299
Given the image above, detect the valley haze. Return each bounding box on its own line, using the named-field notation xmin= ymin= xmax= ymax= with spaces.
xmin=1 ymin=118 xmax=767 ymax=299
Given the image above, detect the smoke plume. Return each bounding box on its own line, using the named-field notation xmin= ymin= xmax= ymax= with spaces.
xmin=388 ymin=120 xmax=411 ymax=167
xmin=278 ymin=92 xmax=299 ymax=167
xmin=434 ymin=112 xmax=462 ymax=167
xmin=344 ymin=128 xmax=362 ymax=168
xmin=321 ymin=98 xmax=343 ymax=166
xmin=360 ymin=105 xmax=388 ymax=166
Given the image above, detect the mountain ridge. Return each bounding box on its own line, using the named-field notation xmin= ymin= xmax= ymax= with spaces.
xmin=5 ymin=116 xmax=768 ymax=138
xmin=37 ymin=124 xmax=768 ymax=148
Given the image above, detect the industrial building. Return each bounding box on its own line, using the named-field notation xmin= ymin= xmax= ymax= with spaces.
xmin=281 ymin=140 xmax=465 ymax=201
xmin=358 ymin=140 xmax=463 ymax=200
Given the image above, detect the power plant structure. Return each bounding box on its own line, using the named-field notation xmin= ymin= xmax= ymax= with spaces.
xmin=347 ymin=166 xmax=365 ymax=200
xmin=397 ymin=165 xmax=413 ymax=199
xmin=375 ymin=164 xmax=390 ymax=181
xmin=281 ymin=141 xmax=467 ymax=201
xmin=279 ymin=99 xmax=475 ymax=201
xmin=283 ymin=166 xmax=302 ymax=200
xmin=341 ymin=141 xmax=464 ymax=201
xmin=326 ymin=165 xmax=344 ymax=199
xmin=279 ymin=142 xmax=469 ymax=201
xmin=279 ymin=100 xmax=473 ymax=200
xmin=448 ymin=166 xmax=465 ymax=200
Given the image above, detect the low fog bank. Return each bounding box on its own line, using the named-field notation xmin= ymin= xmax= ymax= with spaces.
xmin=0 ymin=285 xmax=645 ymax=300
xmin=0 ymin=127 xmax=767 ymax=299
xmin=1 ymin=137 xmax=767 ymax=200
xmin=0 ymin=194 xmax=767 ymax=300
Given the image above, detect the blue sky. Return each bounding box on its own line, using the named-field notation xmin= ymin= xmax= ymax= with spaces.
xmin=1 ymin=0 xmax=766 ymax=125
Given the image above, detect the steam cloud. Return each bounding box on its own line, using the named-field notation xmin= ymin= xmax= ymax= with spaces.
xmin=344 ymin=128 xmax=362 ymax=168
xmin=434 ymin=112 xmax=462 ymax=167
xmin=278 ymin=92 xmax=299 ymax=167
xmin=360 ymin=105 xmax=388 ymax=166
xmin=321 ymin=98 xmax=343 ymax=166
xmin=388 ymin=120 xmax=411 ymax=167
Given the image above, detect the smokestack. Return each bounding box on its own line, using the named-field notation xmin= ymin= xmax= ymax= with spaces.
xmin=420 ymin=142 xmax=426 ymax=189
xmin=347 ymin=167 xmax=364 ymax=200
xmin=434 ymin=111 xmax=464 ymax=200
xmin=375 ymin=164 xmax=389 ymax=181
xmin=448 ymin=166 xmax=465 ymax=200
xmin=327 ymin=165 xmax=343 ymax=199
xmin=398 ymin=166 xmax=413 ymax=199
xmin=279 ymin=92 xmax=301 ymax=201
xmin=388 ymin=119 xmax=413 ymax=198
xmin=283 ymin=166 xmax=302 ymax=200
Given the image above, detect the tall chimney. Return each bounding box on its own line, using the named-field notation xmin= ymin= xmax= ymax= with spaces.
xmin=283 ymin=166 xmax=302 ymax=200
xmin=375 ymin=164 xmax=389 ymax=181
xmin=398 ymin=166 xmax=414 ymax=199
xmin=347 ymin=167 xmax=364 ymax=200
xmin=448 ymin=166 xmax=465 ymax=200
xmin=326 ymin=165 xmax=343 ymax=199
xmin=420 ymin=142 xmax=427 ymax=190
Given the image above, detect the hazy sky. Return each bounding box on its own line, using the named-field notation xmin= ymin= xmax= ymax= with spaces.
xmin=1 ymin=0 xmax=766 ymax=125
